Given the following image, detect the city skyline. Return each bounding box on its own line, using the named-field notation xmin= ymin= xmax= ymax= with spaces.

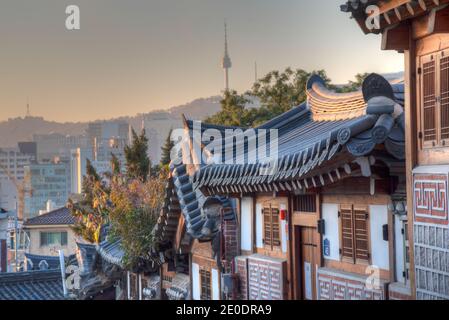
xmin=0 ymin=0 xmax=403 ymax=122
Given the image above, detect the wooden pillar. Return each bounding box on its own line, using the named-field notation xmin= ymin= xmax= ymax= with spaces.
xmin=404 ymin=21 xmax=417 ymax=299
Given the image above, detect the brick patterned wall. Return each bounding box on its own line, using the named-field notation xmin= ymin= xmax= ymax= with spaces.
xmin=246 ymin=254 xmax=287 ymax=300
xmin=235 ymin=256 xmax=248 ymax=300
xmin=317 ymin=268 xmax=386 ymax=300
xmin=413 ymin=171 xmax=449 ymax=300
xmin=389 ymin=283 xmax=412 ymax=300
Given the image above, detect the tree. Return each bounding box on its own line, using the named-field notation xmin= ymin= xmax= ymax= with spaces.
xmin=69 ymin=159 xmax=109 ymax=243
xmin=110 ymin=153 xmax=121 ymax=175
xmin=205 ymin=90 xmax=250 ymax=127
xmin=160 ymin=129 xmax=174 ymax=167
xmin=124 ymin=129 xmax=150 ymax=182
xmin=335 ymin=73 xmax=370 ymax=93
xmin=108 ymin=172 xmax=167 ymax=270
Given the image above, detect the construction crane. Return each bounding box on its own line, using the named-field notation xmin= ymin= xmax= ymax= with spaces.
xmin=0 ymin=161 xmax=33 ymax=271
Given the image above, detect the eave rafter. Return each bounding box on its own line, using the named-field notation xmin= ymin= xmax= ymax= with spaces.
xmin=343 ymin=0 xmax=449 ymax=34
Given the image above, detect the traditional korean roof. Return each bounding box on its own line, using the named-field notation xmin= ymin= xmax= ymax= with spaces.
xmin=24 ymin=207 xmax=75 ymax=226
xmin=341 ymin=0 xmax=449 ymax=34
xmin=24 ymin=253 xmax=77 ymax=271
xmin=0 ymin=269 xmax=65 ymax=300
xmin=96 ymin=239 xmax=125 ymax=268
xmin=193 ymin=73 xmax=405 ymax=194
xmin=76 ymin=242 xmax=97 ymax=276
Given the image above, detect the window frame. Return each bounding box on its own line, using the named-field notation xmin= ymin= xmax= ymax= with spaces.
xmin=39 ymin=231 xmax=68 ymax=247
xmin=262 ymin=203 xmax=281 ymax=250
xmin=199 ymin=268 xmax=212 ymax=300
xmin=418 ymin=49 xmax=449 ymax=149
xmin=338 ymin=204 xmax=371 ymax=265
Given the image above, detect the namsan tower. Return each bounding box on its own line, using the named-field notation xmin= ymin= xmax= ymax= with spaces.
xmin=221 ymin=21 xmax=232 ymax=92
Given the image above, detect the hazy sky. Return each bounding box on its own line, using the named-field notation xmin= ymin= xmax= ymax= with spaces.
xmin=0 ymin=0 xmax=403 ymax=122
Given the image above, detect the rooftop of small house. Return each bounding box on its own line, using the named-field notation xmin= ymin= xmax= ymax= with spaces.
xmin=0 ymin=269 xmax=65 ymax=300
xmin=24 ymin=207 xmax=75 ymax=227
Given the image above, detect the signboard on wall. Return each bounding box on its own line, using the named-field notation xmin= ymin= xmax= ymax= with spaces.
xmin=323 ymin=238 xmax=330 ymax=257
xmin=304 ymin=262 xmax=312 ymax=300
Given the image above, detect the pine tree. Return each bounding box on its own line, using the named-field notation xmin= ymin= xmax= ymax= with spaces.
xmin=110 ymin=153 xmax=121 ymax=175
xmin=160 ymin=129 xmax=174 ymax=167
xmin=124 ymin=129 xmax=150 ymax=182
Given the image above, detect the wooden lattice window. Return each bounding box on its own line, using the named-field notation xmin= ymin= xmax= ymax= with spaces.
xmin=263 ymin=204 xmax=281 ymax=249
xmin=200 ymin=269 xmax=211 ymax=300
xmin=440 ymin=55 xmax=449 ymax=141
xmin=293 ymin=194 xmax=317 ymax=213
xmin=419 ymin=50 xmax=449 ymax=148
xmin=339 ymin=205 xmax=370 ymax=264
xmin=422 ymin=57 xmax=437 ymax=144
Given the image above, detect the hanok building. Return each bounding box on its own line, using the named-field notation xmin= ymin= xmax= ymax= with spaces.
xmin=342 ymin=0 xmax=449 ymax=300
xmin=153 ymin=119 xmax=240 ymax=300
xmin=191 ymin=74 xmax=407 ymax=300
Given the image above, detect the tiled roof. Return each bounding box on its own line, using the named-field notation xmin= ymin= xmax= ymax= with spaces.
xmin=0 ymin=269 xmax=65 ymax=300
xmin=24 ymin=253 xmax=61 ymax=270
xmin=24 ymin=207 xmax=75 ymax=226
xmin=193 ymin=74 xmax=405 ymax=193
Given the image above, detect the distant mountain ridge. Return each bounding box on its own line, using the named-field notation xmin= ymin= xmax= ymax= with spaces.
xmin=0 ymin=96 xmax=222 ymax=148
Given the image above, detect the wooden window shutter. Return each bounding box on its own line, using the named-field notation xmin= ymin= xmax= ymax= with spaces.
xmin=263 ymin=206 xmax=272 ymax=246
xmin=271 ymin=206 xmax=281 ymax=247
xmin=440 ymin=51 xmax=449 ymax=142
xmin=421 ymin=54 xmax=437 ymax=146
xmin=353 ymin=206 xmax=370 ymax=263
xmin=339 ymin=205 xmax=354 ymax=262
xmin=200 ymin=269 xmax=211 ymax=300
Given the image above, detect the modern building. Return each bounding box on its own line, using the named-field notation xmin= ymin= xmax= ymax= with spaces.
xmin=0 ymin=208 xmax=11 ymax=273
xmin=142 ymin=112 xmax=181 ymax=164
xmin=33 ymin=133 xmax=88 ymax=163
xmin=0 ymin=143 xmax=37 ymax=212
xmin=86 ymin=121 xmax=129 ymax=165
xmin=24 ymin=162 xmax=71 ymax=220
xmin=23 ymin=207 xmax=78 ymax=257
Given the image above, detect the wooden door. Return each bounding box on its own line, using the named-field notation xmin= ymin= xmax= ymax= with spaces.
xmin=299 ymin=226 xmax=319 ymax=300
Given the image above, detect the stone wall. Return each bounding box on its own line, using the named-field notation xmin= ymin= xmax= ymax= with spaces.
xmin=413 ymin=169 xmax=449 ymax=300
xmin=317 ymin=268 xmax=387 ymax=300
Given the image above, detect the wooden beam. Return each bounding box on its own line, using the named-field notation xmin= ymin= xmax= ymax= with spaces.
xmin=382 ymin=23 xmax=410 ymax=51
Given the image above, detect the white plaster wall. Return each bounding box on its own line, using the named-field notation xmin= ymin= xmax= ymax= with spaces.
xmin=369 ymin=205 xmax=389 ymax=270
xmin=212 ymin=268 xmax=220 ymax=300
xmin=191 ymin=263 xmax=200 ymax=300
xmin=240 ymin=197 xmax=253 ymax=251
xmin=255 ymin=202 xmax=263 ymax=248
xmin=394 ymin=215 xmax=405 ymax=282
xmin=321 ymin=203 xmax=340 ymax=261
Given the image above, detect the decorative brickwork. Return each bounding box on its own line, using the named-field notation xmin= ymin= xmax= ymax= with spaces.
xmin=235 ymin=256 xmax=248 ymax=300
xmin=317 ymin=268 xmax=386 ymax=300
xmin=414 ymin=174 xmax=448 ymax=225
xmin=388 ymin=282 xmax=412 ymax=300
xmin=245 ymin=254 xmax=287 ymax=300
xmin=413 ymin=169 xmax=449 ymax=300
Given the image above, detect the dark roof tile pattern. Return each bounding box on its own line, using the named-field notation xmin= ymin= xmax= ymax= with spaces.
xmin=193 ymin=74 xmax=405 ymax=191
xmin=0 ymin=269 xmax=64 ymax=300
xmin=24 ymin=207 xmax=75 ymax=226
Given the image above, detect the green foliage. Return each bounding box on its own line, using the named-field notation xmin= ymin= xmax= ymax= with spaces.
xmin=68 ymin=160 xmax=109 ymax=243
xmin=206 ymin=68 xmax=330 ymax=127
xmin=205 ymin=68 xmax=366 ymax=128
xmin=160 ymin=129 xmax=174 ymax=167
xmin=108 ymin=174 xmax=166 ymax=270
xmin=125 ymin=129 xmax=151 ymax=182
